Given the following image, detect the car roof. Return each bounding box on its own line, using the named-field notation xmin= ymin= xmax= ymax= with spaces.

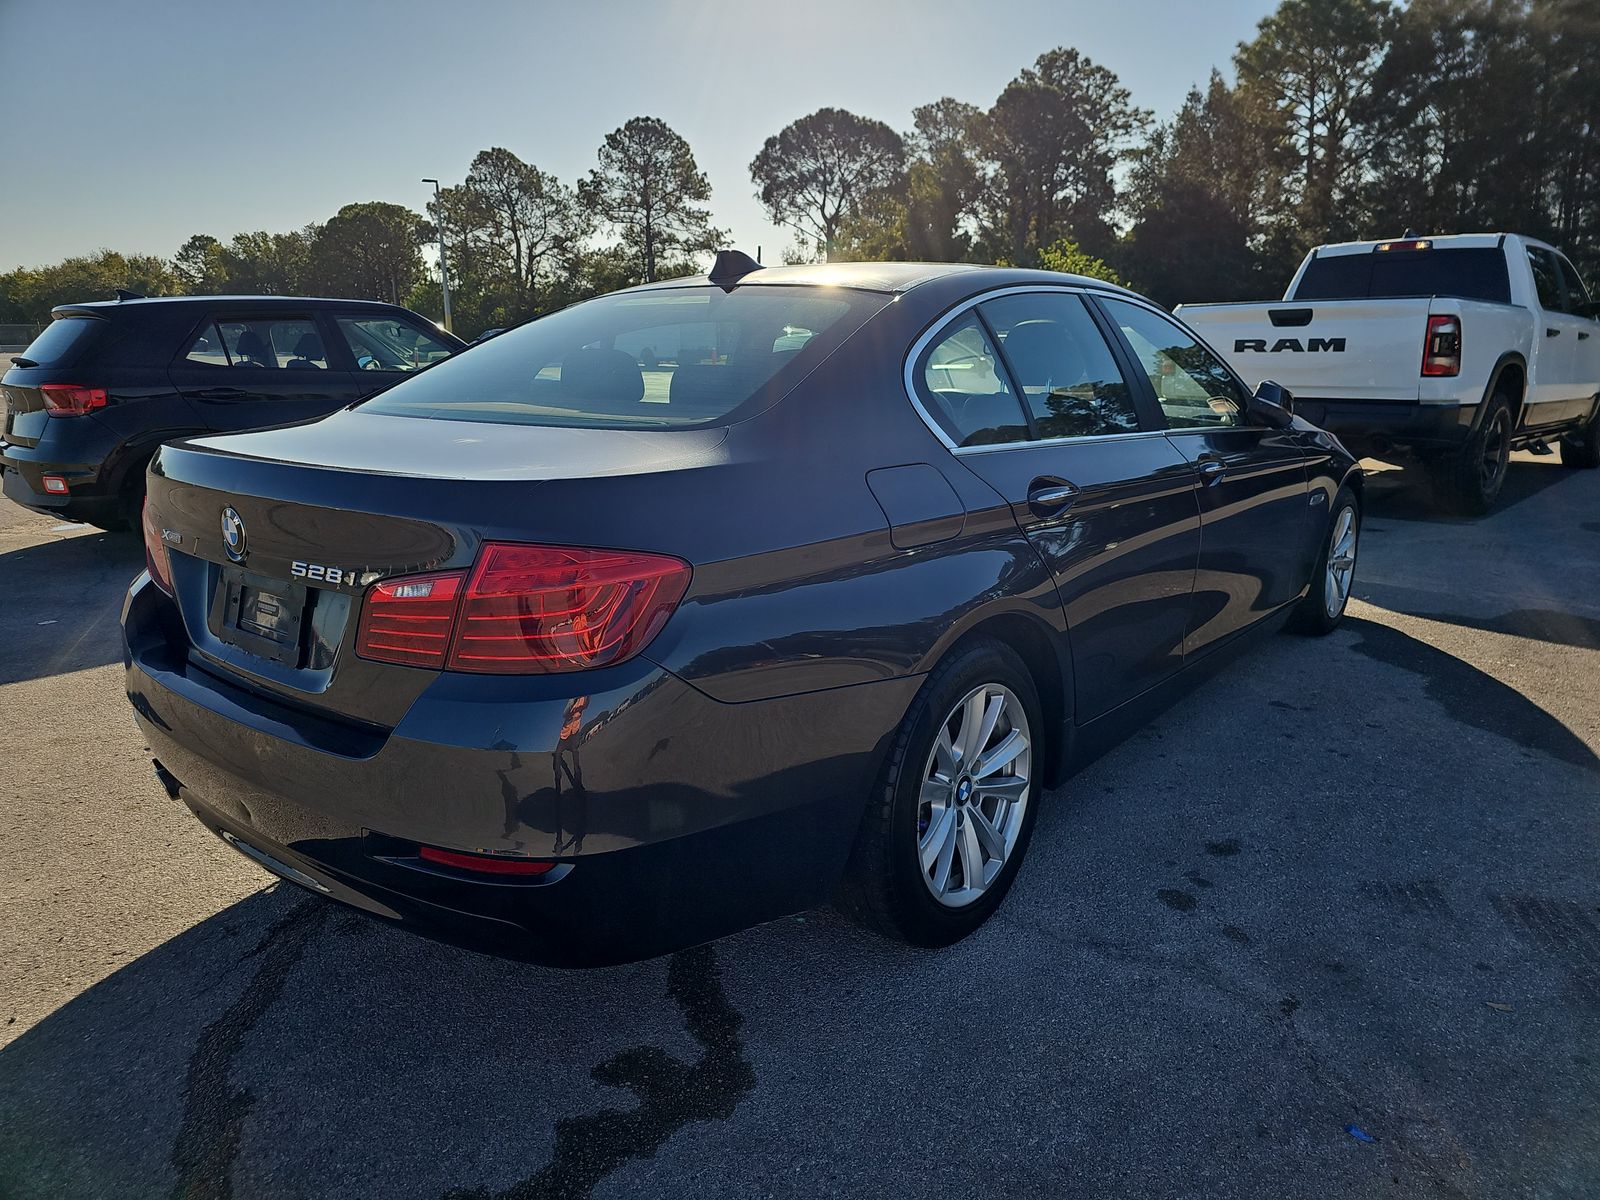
xmin=624 ymin=260 xmax=1143 ymax=299
xmin=52 ymin=295 xmax=422 ymax=316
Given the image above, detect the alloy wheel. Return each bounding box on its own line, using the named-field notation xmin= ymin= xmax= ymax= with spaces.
xmin=917 ymin=684 xmax=1032 ymax=908
xmin=1481 ymin=410 xmax=1510 ymax=491
xmin=1324 ymin=505 xmax=1358 ymax=617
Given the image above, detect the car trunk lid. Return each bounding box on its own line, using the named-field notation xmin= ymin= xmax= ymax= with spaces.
xmin=145 ymin=412 xmax=727 ymax=727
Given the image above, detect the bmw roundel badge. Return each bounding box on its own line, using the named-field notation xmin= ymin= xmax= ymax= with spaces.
xmin=221 ymin=506 xmax=247 ymax=563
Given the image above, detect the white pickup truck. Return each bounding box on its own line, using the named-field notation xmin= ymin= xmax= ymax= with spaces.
xmin=1178 ymin=233 xmax=1600 ymax=512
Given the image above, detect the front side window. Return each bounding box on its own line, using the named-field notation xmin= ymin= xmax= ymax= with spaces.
xmin=184 ymin=317 xmax=325 ymax=370
xmin=336 ymin=316 xmax=456 ymax=374
xmin=1527 ymin=248 xmax=1567 ymax=312
xmin=1556 ymin=254 xmax=1593 ymax=314
xmin=1101 ymin=298 xmax=1246 ymax=430
xmin=916 ymin=316 xmax=1030 ymax=448
xmin=979 ymin=293 xmax=1139 ymax=439
xmin=360 ymin=285 xmax=885 ymax=429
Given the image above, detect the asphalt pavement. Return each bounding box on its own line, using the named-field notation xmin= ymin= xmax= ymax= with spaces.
xmin=2 ymin=453 xmax=1598 ymax=1199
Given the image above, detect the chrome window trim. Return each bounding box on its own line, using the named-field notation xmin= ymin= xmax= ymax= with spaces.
xmin=902 ymin=284 xmax=1158 ymax=456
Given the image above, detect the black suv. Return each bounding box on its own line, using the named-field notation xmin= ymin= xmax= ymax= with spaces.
xmin=2 ymin=296 xmax=465 ymax=529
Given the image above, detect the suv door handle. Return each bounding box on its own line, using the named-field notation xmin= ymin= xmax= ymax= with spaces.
xmin=1547 ymin=327 xmax=1562 ymax=338
xmin=1027 ymin=477 xmax=1079 ymax=514
xmin=1196 ymin=456 xmax=1228 ymax=484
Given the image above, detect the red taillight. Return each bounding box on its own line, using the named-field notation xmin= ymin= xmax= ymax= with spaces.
xmin=354 ymin=543 xmax=691 ymax=674
xmin=417 ymin=844 xmax=556 ymax=876
xmin=142 ymin=497 xmax=174 ymax=595
xmin=355 ymin=571 xmax=466 ymax=668
xmin=1422 ymin=315 xmax=1462 ymax=377
xmin=449 ymin=544 xmax=691 ymax=674
xmin=40 ymin=383 xmax=108 ymax=416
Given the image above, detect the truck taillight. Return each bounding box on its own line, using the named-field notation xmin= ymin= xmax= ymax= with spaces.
xmin=355 ymin=544 xmax=691 ymax=674
xmin=142 ymin=497 xmax=174 ymax=595
xmin=40 ymin=383 xmax=108 ymax=416
xmin=1422 ymin=315 xmax=1462 ymax=377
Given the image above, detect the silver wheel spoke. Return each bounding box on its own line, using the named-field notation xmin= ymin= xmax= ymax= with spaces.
xmin=968 ymin=804 xmax=1007 ymax=861
xmin=929 ymin=811 xmax=959 ymax=894
xmin=933 ymin=727 xmax=958 ymax=778
xmin=974 ymin=728 xmax=1025 ymax=779
xmin=956 ymin=689 xmax=990 ymax=767
xmin=977 ymin=775 xmax=1027 ymax=804
xmin=921 ymin=805 xmax=957 ymax=874
xmin=958 ymin=816 xmax=986 ymax=890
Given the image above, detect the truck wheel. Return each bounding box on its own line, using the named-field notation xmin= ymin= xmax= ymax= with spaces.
xmin=1289 ymin=486 xmax=1360 ymax=636
xmin=1560 ymin=408 xmax=1600 ymax=469
xmin=1437 ymin=393 xmax=1512 ymax=514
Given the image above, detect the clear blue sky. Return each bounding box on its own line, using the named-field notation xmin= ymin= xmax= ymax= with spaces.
xmin=0 ymin=0 xmax=1279 ymax=271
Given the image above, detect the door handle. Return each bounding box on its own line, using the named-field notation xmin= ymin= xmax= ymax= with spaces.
xmin=1547 ymin=327 xmax=1562 ymax=338
xmin=1580 ymin=331 xmax=1591 ymax=341
xmin=193 ymin=387 xmax=249 ymax=401
xmin=1026 ymin=477 xmax=1079 ymax=514
xmin=1196 ymin=456 xmax=1228 ymax=484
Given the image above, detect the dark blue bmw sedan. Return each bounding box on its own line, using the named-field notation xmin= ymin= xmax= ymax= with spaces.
xmin=123 ymin=255 xmax=1362 ymax=965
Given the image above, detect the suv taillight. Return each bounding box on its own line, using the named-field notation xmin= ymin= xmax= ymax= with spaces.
xmin=1422 ymin=315 xmax=1462 ymax=377
xmin=355 ymin=543 xmax=691 ymax=674
xmin=40 ymin=384 xmax=108 ymax=416
xmin=142 ymin=497 xmax=174 ymax=595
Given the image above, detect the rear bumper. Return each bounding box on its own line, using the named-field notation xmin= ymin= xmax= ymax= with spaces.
xmin=2 ymin=432 xmax=122 ymax=522
xmin=122 ymin=572 xmax=917 ymax=966
xmin=1293 ymin=399 xmax=1475 ymax=451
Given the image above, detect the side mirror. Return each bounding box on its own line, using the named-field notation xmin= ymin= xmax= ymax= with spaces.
xmin=1249 ymin=380 xmax=1295 ymax=428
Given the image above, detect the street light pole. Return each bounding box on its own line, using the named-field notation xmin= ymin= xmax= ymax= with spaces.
xmin=422 ymin=178 xmax=453 ymax=334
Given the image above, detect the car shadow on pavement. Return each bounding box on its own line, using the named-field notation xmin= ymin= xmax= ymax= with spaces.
xmin=4 ymin=615 xmax=1600 ymax=1200
xmin=1360 ymin=456 xmax=1575 ymax=523
xmin=0 ymin=529 xmax=141 ymax=686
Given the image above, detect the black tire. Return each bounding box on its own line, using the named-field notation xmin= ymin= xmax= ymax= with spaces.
xmin=1288 ymin=485 xmax=1360 ymax=636
xmin=1560 ymin=407 xmax=1600 ymax=469
xmin=1434 ymin=393 xmax=1513 ymax=514
xmin=837 ymin=636 xmax=1044 ymax=947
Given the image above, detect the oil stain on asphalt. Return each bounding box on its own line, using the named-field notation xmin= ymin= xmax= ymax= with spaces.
xmin=445 ymin=943 xmax=755 ymax=1200
xmin=171 ymin=899 xmax=329 ymax=1200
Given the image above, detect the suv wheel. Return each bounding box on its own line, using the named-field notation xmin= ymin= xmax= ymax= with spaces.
xmin=1436 ymin=392 xmax=1512 ymax=514
xmin=1560 ymin=407 xmax=1600 ymax=469
xmin=838 ymin=637 xmax=1043 ymax=947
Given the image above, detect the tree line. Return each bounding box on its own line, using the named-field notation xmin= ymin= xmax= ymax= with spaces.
xmin=2 ymin=0 xmax=1595 ymax=338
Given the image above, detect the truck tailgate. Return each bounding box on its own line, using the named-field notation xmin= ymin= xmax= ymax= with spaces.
xmin=1178 ymin=298 xmax=1436 ymax=401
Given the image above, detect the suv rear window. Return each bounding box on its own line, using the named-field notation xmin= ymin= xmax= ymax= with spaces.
xmin=17 ymin=316 xmax=103 ymax=366
xmin=359 ymin=285 xmax=888 ymax=429
xmin=1294 ymin=247 xmax=1511 ymax=304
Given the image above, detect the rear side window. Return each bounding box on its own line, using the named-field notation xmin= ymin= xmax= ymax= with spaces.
xmin=184 ymin=318 xmax=326 ymax=369
xmin=978 ymin=293 xmax=1139 ymax=439
xmin=916 ymin=316 xmax=1030 ymax=448
xmin=336 ymin=316 xmax=455 ymax=374
xmin=17 ymin=316 xmax=102 ymax=366
xmin=1295 ymin=248 xmax=1511 ymax=305
xmin=360 ymin=285 xmax=886 ymax=429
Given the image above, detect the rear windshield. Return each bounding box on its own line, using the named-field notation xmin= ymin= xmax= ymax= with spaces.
xmin=360 ymin=285 xmax=889 ymax=429
xmin=17 ymin=316 xmax=103 ymax=366
xmin=1294 ymin=247 xmax=1511 ymax=304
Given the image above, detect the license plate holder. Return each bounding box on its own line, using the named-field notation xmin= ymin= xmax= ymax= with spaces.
xmin=214 ymin=567 xmax=308 ymax=667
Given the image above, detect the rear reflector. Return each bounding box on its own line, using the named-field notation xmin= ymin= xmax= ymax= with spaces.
xmin=418 ymin=845 xmax=557 ymax=876
xmin=355 ymin=570 xmax=466 ymax=668
xmin=142 ymin=496 xmax=174 ymax=595
xmin=354 ymin=543 xmax=691 ymax=674
xmin=41 ymin=474 xmax=69 ymax=494
xmin=1422 ymin=314 xmax=1462 ymax=377
xmin=40 ymin=383 xmax=108 ymax=416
